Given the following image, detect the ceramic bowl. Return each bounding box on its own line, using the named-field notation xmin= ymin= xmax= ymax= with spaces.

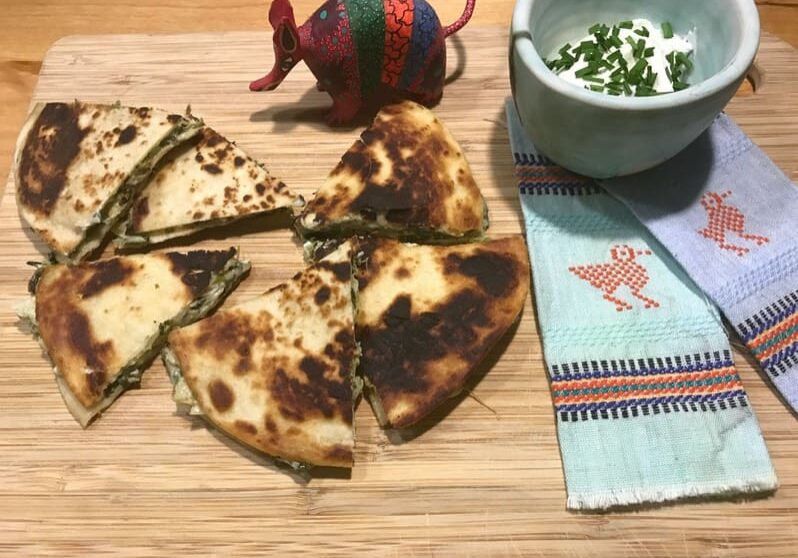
xmin=509 ymin=0 xmax=760 ymax=178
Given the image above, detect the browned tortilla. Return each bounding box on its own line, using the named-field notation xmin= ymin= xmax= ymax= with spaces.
xmin=297 ymin=101 xmax=487 ymax=240
xmin=35 ymin=249 xmax=240 ymax=410
xmin=14 ymin=101 xmax=199 ymax=258
xmin=355 ymin=236 xmax=530 ymax=428
xmin=167 ymin=243 xmax=356 ymax=468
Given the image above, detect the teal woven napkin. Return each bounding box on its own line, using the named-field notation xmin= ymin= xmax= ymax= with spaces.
xmin=506 ymin=99 xmax=777 ymax=510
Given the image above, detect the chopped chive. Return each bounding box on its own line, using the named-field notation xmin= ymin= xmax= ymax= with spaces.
xmin=574 ymin=65 xmax=595 ymax=78
xmin=629 ymin=58 xmax=647 ymax=76
xmin=607 ymin=89 xmax=621 ymax=96
xmin=673 ymin=81 xmax=689 ymax=91
xmin=582 ymin=75 xmax=604 ymax=84
xmin=619 ymin=20 xmax=633 ymax=29
xmin=662 ymin=22 xmax=674 ymax=39
xmin=635 ymin=39 xmax=646 ymax=59
xmin=644 ymin=47 xmax=655 ymax=58
xmin=590 ymin=84 xmax=605 ymax=92
xmin=634 ymin=27 xmax=650 ymax=37
xmin=589 ymin=23 xmax=602 ymax=35
xmin=623 ymin=82 xmax=632 ymax=95
xmin=676 ymin=52 xmax=693 ymax=70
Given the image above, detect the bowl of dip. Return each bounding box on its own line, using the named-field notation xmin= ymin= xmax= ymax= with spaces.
xmin=509 ymin=0 xmax=760 ymax=178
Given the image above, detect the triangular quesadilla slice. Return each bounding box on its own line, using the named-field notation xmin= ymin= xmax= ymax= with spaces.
xmin=164 ymin=242 xmax=357 ymax=468
xmin=355 ymin=236 xmax=529 ymax=428
xmin=14 ymin=101 xmax=203 ymax=262
xmin=116 ymin=126 xmax=302 ymax=248
xmin=297 ymin=101 xmax=488 ymax=244
xmin=16 ymin=248 xmax=249 ymax=427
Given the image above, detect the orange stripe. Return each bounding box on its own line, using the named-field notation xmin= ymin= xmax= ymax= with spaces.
xmin=755 ymin=329 xmax=798 ymax=361
xmin=748 ymin=311 xmax=798 ymax=350
xmin=552 ymin=381 xmax=744 ymax=405
xmin=553 ymin=368 xmax=736 ymax=391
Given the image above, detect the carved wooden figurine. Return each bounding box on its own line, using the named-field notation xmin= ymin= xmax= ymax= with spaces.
xmin=250 ymin=0 xmax=476 ymax=123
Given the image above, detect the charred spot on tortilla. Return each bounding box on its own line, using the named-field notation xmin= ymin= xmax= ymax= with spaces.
xmin=355 ymin=237 xmax=530 ymax=428
xmin=164 ymin=243 xmax=356 ymax=468
xmin=23 ymin=248 xmax=250 ymax=427
xmin=297 ymin=101 xmax=488 ymax=244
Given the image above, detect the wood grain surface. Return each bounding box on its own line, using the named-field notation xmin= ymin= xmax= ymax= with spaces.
xmin=0 ymin=27 xmax=797 ymax=557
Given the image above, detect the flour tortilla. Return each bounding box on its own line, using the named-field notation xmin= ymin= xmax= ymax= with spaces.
xmin=21 ymin=248 xmax=249 ymax=427
xmin=297 ymin=101 xmax=488 ymax=242
xmin=355 ymin=236 xmax=529 ymax=428
xmin=165 ymin=243 xmax=357 ymax=468
xmin=118 ymin=126 xmax=301 ymax=247
xmin=14 ymin=101 xmax=202 ymax=261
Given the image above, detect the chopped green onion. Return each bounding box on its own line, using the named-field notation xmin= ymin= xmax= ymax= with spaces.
xmin=590 ymin=84 xmax=605 ymax=92
xmin=676 ymin=52 xmax=693 ymax=70
xmin=574 ymin=65 xmax=595 ymax=78
xmin=662 ymin=22 xmax=674 ymax=39
xmin=644 ymin=47 xmax=655 ymax=58
xmin=634 ymin=27 xmax=650 ymax=37
xmin=582 ymin=75 xmax=604 ymax=84
xmin=619 ymin=20 xmax=633 ymax=29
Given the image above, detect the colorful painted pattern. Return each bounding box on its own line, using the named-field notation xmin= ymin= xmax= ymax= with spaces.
xmin=737 ymin=290 xmax=798 ymax=378
xmin=550 ymin=351 xmax=747 ymax=421
xmin=382 ymin=0 xmax=414 ymax=88
xmin=344 ymin=0 xmax=385 ymax=98
xmin=514 ymin=153 xmax=601 ymax=195
xmin=307 ymin=0 xmax=359 ymax=99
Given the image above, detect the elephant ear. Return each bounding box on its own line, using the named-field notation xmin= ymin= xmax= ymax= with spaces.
xmin=269 ymin=0 xmax=296 ymax=29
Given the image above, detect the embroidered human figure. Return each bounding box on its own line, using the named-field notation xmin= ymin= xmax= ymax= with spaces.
xmin=569 ymin=245 xmax=660 ymax=312
xmin=698 ymin=191 xmax=769 ymax=256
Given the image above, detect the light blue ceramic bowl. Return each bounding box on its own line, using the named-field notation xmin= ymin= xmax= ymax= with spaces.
xmin=509 ymin=0 xmax=760 ymax=178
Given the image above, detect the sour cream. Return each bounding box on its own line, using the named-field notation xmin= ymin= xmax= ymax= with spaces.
xmin=551 ymin=18 xmax=694 ymax=95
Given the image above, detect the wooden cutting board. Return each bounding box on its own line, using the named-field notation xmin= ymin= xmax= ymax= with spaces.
xmin=0 ymin=27 xmax=796 ymax=557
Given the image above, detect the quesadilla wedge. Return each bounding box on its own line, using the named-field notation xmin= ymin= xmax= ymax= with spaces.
xmin=164 ymin=242 xmax=358 ymax=468
xmin=14 ymin=101 xmax=202 ymax=262
xmin=16 ymin=248 xmax=249 ymax=427
xmin=355 ymin=236 xmax=529 ymax=428
xmin=297 ymin=101 xmax=488 ymax=244
xmin=116 ymin=126 xmax=302 ymax=248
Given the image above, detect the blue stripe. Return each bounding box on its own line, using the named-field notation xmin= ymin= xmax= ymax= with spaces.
xmin=550 ymin=359 xmax=735 ymax=382
xmin=554 ymin=390 xmax=747 ymax=412
xmin=399 ymin=0 xmax=438 ymax=90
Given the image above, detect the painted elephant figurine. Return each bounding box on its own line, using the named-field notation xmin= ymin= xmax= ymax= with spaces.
xmin=249 ymin=0 xmax=476 ymax=124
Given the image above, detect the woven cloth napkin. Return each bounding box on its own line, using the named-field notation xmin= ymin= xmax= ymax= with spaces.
xmin=506 ymin=99 xmax=777 ymax=510
xmin=602 ymin=114 xmax=798 ymax=413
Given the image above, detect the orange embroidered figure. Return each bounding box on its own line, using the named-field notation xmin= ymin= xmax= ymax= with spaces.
xmin=569 ymin=245 xmax=660 ymax=312
xmin=698 ymin=191 xmax=769 ymax=256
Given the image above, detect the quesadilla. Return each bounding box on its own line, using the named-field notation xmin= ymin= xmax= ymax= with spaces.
xmin=116 ymin=126 xmax=302 ymax=248
xmin=296 ymin=101 xmax=488 ymax=245
xmin=16 ymin=248 xmax=249 ymax=427
xmin=14 ymin=101 xmax=203 ymax=262
xmin=164 ymin=242 xmax=358 ymax=468
xmin=355 ymin=236 xmax=529 ymax=428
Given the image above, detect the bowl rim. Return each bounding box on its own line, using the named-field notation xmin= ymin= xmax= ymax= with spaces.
xmin=510 ymin=0 xmax=760 ymax=111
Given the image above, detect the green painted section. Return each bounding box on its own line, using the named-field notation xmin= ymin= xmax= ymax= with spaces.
xmin=344 ymin=0 xmax=385 ymax=97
